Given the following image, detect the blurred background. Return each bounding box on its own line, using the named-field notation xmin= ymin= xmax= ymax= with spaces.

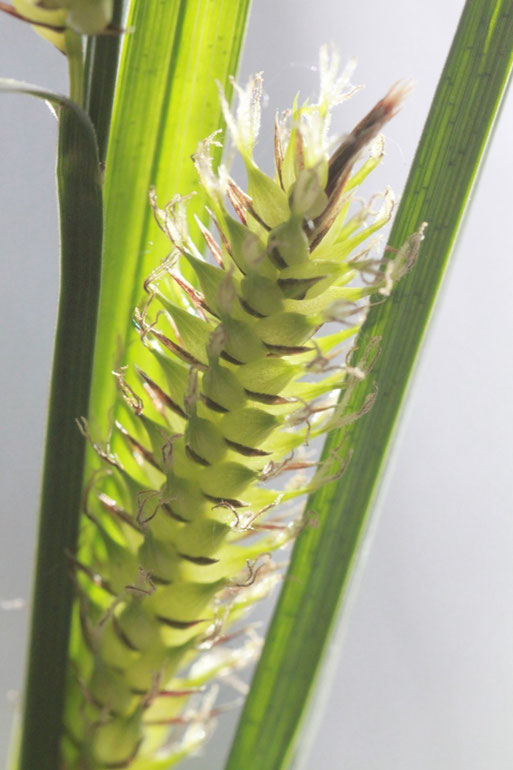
xmin=1 ymin=1 xmax=512 ymax=768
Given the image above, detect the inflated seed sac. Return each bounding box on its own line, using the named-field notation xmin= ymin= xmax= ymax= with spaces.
xmin=11 ymin=0 xmax=112 ymax=50
xmin=61 ymin=48 xmax=423 ymax=769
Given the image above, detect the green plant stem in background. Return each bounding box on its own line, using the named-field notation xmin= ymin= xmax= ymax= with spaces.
xmin=13 ymin=95 xmax=103 ymax=770
xmin=225 ymin=2 xmax=513 ymax=769
xmin=65 ymin=30 xmax=85 ymax=105
xmin=86 ymin=0 xmax=252 ymax=457
xmin=84 ymin=0 xmax=126 ymax=162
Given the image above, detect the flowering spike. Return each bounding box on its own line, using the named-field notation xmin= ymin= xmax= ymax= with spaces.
xmin=61 ymin=56 xmax=421 ymax=769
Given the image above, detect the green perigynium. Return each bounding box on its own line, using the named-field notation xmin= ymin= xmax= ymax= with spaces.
xmin=62 ymin=48 xmax=423 ymax=769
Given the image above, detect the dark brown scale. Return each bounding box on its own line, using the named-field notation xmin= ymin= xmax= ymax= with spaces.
xmin=112 ymin=615 xmax=140 ymax=652
xmin=166 ymin=272 xmax=211 ymax=318
xmin=137 ymin=369 xmax=187 ymax=419
xmin=178 ymin=553 xmax=220 ymax=566
xmin=220 ymin=350 xmax=244 ymax=365
xmin=226 ymin=179 xmax=248 ymax=225
xmin=201 ymin=395 xmax=229 ymax=413
xmin=277 ymin=275 xmax=325 ymax=299
xmin=238 ymin=296 xmax=267 ymax=318
xmin=149 ymin=574 xmax=172 ymax=586
xmin=197 ymin=216 xmax=225 ymax=268
xmin=267 ymin=244 xmax=288 ymax=270
xmin=185 ymin=444 xmax=211 ymax=466
xmin=224 ymin=439 xmax=271 ymax=457
xmin=205 ymin=207 xmax=237 ymax=265
xmin=227 ymin=178 xmax=272 ymax=231
xmin=244 ymin=389 xmax=293 ymax=405
xmin=115 ymin=422 xmax=160 ymax=470
xmin=98 ymin=493 xmax=142 ymax=533
xmin=155 ymin=616 xmax=208 ymax=630
xmin=149 ymin=327 xmax=208 ymax=371
xmin=264 ymin=343 xmax=313 ymax=356
xmin=312 ymin=84 xmax=404 ymax=249
xmin=203 ymin=493 xmax=247 ymax=508
xmin=161 ymin=502 xmax=190 ymax=524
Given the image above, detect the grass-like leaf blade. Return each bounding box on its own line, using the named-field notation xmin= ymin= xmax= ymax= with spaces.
xmin=0 ymin=82 xmax=103 ymax=770
xmin=86 ymin=0 xmax=252 ymax=448
xmin=225 ymin=2 xmax=513 ymax=768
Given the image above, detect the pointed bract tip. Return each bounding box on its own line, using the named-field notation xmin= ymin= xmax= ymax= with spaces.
xmin=380 ymin=79 xmax=415 ymax=119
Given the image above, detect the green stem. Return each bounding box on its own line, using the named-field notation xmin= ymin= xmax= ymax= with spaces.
xmin=66 ymin=30 xmax=85 ymax=105
xmin=225 ymin=1 xmax=513 ymax=769
xmin=84 ymin=0 xmax=126 ymax=162
xmin=17 ymin=99 xmax=103 ymax=770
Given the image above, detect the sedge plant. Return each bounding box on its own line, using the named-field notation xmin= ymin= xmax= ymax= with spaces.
xmin=3 ymin=3 xmax=420 ymax=764
xmin=3 ymin=1 xmax=513 ymax=769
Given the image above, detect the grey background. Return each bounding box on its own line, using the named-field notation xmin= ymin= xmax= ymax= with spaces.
xmin=1 ymin=1 xmax=512 ymax=768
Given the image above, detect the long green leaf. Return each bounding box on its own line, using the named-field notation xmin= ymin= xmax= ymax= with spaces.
xmin=0 ymin=82 xmax=103 ymax=770
xmin=225 ymin=2 xmax=513 ymax=768
xmin=86 ymin=0 xmax=251 ymax=450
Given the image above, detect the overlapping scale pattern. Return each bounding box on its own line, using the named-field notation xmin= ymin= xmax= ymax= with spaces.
xmin=61 ymin=49 xmax=423 ymax=769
